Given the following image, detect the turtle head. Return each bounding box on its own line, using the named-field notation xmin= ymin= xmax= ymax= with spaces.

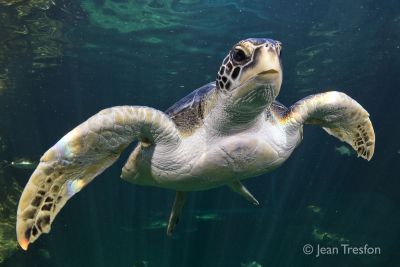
xmin=216 ymin=38 xmax=282 ymax=113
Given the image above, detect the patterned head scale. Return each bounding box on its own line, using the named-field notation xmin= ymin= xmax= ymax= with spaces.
xmin=216 ymin=38 xmax=282 ymax=91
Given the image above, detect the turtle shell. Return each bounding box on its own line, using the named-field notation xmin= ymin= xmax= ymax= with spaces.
xmin=165 ymin=82 xmax=216 ymax=134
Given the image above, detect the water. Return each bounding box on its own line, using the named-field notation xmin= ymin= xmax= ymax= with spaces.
xmin=0 ymin=0 xmax=399 ymax=266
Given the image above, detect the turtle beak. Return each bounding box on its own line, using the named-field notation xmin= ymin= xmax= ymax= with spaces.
xmin=260 ymin=69 xmax=279 ymax=74
xmin=254 ymin=47 xmax=282 ymax=97
xmin=258 ymin=69 xmax=279 ymax=75
xmin=256 ymin=47 xmax=282 ymax=77
xmin=234 ymin=46 xmax=282 ymax=100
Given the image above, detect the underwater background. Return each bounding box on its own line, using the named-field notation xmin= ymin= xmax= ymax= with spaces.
xmin=0 ymin=0 xmax=399 ymax=266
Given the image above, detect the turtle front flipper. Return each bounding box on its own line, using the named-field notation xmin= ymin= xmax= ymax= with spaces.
xmin=283 ymin=91 xmax=375 ymax=160
xmin=16 ymin=106 xmax=181 ymax=250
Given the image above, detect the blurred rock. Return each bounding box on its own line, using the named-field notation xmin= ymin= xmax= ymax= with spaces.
xmin=241 ymin=261 xmax=262 ymax=267
xmin=0 ymin=172 xmax=22 ymax=264
xmin=312 ymin=226 xmax=350 ymax=245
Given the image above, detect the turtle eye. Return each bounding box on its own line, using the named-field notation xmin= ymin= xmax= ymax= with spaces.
xmin=231 ymin=48 xmax=248 ymax=63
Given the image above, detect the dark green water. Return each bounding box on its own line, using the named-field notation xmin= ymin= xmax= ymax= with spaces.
xmin=0 ymin=0 xmax=399 ymax=266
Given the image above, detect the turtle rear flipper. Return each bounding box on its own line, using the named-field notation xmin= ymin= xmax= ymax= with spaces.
xmin=283 ymin=91 xmax=375 ymax=160
xmin=16 ymin=106 xmax=181 ymax=250
xmin=167 ymin=191 xmax=187 ymax=236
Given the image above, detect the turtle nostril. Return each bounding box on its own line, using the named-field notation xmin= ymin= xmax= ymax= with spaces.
xmin=267 ymin=45 xmax=280 ymax=56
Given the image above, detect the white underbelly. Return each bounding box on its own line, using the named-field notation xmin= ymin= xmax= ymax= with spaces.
xmin=129 ymin=123 xmax=300 ymax=191
xmin=183 ymin=135 xmax=286 ymax=190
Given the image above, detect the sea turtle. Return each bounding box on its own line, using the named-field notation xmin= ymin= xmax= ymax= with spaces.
xmin=16 ymin=38 xmax=375 ymax=250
